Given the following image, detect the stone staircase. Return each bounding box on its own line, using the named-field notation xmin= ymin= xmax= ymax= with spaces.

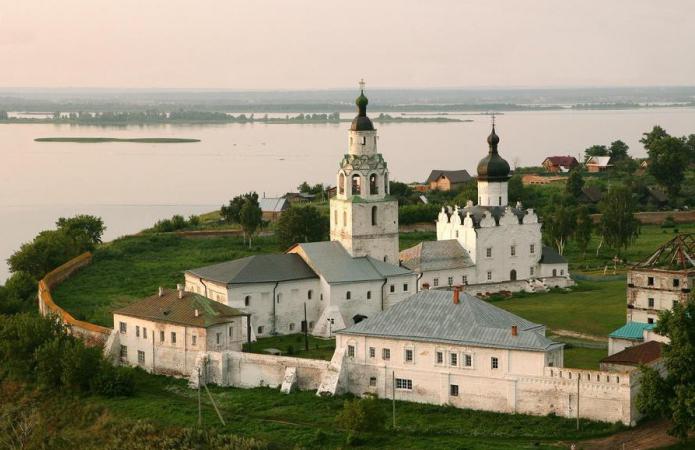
xmin=527 ymin=278 xmax=549 ymax=293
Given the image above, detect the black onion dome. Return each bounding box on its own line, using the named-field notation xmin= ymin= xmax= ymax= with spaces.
xmin=477 ymin=125 xmax=511 ymax=181
xmin=351 ymin=89 xmax=374 ymax=131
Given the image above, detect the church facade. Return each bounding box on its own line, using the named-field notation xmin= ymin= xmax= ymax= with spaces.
xmin=401 ymin=123 xmax=571 ymax=293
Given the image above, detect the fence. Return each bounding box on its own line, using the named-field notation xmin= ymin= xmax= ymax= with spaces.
xmin=37 ymin=252 xmax=112 ymax=346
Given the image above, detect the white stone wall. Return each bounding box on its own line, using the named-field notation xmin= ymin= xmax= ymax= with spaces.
xmin=477 ymin=180 xmax=508 ymax=207
xmin=417 ymin=267 xmax=476 ymax=290
xmin=113 ymin=313 xmax=243 ymax=377
xmin=336 ymin=334 xmax=637 ymax=425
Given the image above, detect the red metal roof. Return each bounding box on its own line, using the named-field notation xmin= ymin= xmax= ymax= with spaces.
xmin=601 ymin=340 xmax=663 ymax=366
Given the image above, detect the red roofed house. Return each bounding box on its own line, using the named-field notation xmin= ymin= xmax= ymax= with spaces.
xmin=542 ymin=156 xmax=579 ymax=173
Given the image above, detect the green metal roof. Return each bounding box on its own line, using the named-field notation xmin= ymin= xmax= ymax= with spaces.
xmin=608 ymin=321 xmax=655 ymax=340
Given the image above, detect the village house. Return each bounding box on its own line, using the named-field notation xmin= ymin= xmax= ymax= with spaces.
xmin=327 ymin=289 xmax=639 ymax=425
xmin=402 ymin=124 xmax=571 ymax=293
xmin=585 ymin=155 xmax=612 ymax=173
xmin=425 ymin=169 xmax=473 ymax=191
xmin=542 ymin=155 xmax=579 ymax=173
xmin=600 ymin=340 xmax=664 ymax=373
xmin=185 ymin=83 xmax=417 ymax=339
xmin=110 ymin=286 xmax=248 ymax=377
xmin=259 ymin=196 xmax=289 ymax=222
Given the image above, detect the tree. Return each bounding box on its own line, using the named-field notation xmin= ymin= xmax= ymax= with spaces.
xmin=608 ymin=140 xmax=630 ymax=161
xmin=453 ymin=180 xmax=478 ymax=206
xmin=507 ymin=175 xmax=524 ymax=204
xmin=4 ymin=271 xmax=38 ymax=304
xmin=221 ymin=192 xmax=258 ymax=224
xmin=542 ymin=198 xmax=576 ymax=256
xmin=599 ymin=184 xmax=640 ymax=254
xmin=565 ymin=168 xmax=585 ymax=198
xmin=56 ymin=215 xmax=105 ymax=249
xmin=335 ymin=397 xmax=386 ymax=433
xmin=637 ymin=298 xmax=695 ymax=442
xmin=7 ymin=230 xmax=84 ymax=280
xmin=641 ymin=129 xmax=689 ymax=198
xmin=239 ymin=199 xmax=262 ymax=247
xmin=584 ymin=144 xmax=608 ymax=160
xmin=389 ymin=181 xmax=414 ymax=205
xmin=276 ymin=205 xmax=328 ymax=248
xmin=574 ymin=205 xmax=593 ymax=259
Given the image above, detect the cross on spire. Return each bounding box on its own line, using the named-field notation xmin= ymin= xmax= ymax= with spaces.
xmin=359 ymin=78 xmax=366 ymax=92
xmin=491 ymin=113 xmax=496 ymax=128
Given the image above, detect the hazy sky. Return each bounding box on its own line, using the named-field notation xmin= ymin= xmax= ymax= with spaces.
xmin=1 ymin=0 xmax=693 ymax=89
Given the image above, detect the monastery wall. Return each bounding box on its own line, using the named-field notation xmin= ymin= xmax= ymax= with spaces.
xmin=37 ymin=252 xmax=112 ymax=346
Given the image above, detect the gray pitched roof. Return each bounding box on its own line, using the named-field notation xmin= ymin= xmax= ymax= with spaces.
xmin=400 ymin=240 xmax=474 ymax=272
xmin=338 ymin=290 xmax=562 ymax=352
xmin=294 ymin=241 xmax=412 ymax=283
xmin=114 ymin=288 xmax=245 ymax=328
xmin=539 ymin=246 xmax=567 ymax=265
xmin=426 ymin=169 xmax=473 ymax=184
xmin=186 ymin=254 xmax=317 ymax=285
xmin=259 ymin=197 xmax=288 ymax=212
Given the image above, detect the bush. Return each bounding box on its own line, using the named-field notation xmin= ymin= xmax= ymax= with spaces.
xmin=398 ymin=204 xmax=440 ymax=225
xmin=188 ymin=215 xmax=200 ymax=226
xmin=3 ymin=271 xmax=38 ymax=304
xmin=153 ymin=219 xmax=174 ymax=232
xmin=336 ymin=397 xmax=387 ymax=433
xmin=35 ymin=337 xmax=68 ymax=389
xmin=661 ymin=215 xmax=676 ymax=228
xmin=171 ymin=215 xmax=186 ymax=230
xmin=60 ymin=339 xmax=102 ymax=393
xmin=92 ymin=363 xmax=136 ymax=397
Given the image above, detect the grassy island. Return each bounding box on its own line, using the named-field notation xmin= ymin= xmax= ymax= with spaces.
xmin=34 ymin=137 xmax=200 ymax=143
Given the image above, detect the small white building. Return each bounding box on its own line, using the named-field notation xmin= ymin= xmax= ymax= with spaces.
xmin=403 ymin=124 xmax=571 ymax=293
xmin=111 ymin=287 xmax=248 ymax=377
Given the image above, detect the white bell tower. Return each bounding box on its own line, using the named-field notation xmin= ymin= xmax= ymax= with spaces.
xmin=329 ymin=80 xmax=399 ymax=263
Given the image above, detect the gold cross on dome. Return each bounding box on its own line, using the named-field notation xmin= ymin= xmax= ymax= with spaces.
xmin=359 ymin=78 xmax=365 ymax=92
xmin=491 ymin=113 xmax=496 ymax=127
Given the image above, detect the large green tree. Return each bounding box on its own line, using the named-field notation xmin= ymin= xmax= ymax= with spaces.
xmin=7 ymin=230 xmax=84 ymax=280
xmin=641 ymin=128 xmax=690 ymax=197
xmin=56 ymin=214 xmax=105 ymax=250
xmin=276 ymin=205 xmax=328 ymax=249
xmin=239 ymin=199 xmax=263 ymax=247
xmin=542 ymin=196 xmax=576 ymax=255
xmin=507 ymin=175 xmax=524 ymax=204
xmin=584 ymin=144 xmax=608 ymax=160
xmin=608 ymin=140 xmax=630 ymax=161
xmin=221 ymin=192 xmax=259 ymax=224
xmin=565 ymin=168 xmax=585 ymax=198
xmin=637 ymin=298 xmax=695 ymax=442
xmin=598 ymin=184 xmax=640 ymax=254
xmin=573 ymin=205 xmax=593 ymax=259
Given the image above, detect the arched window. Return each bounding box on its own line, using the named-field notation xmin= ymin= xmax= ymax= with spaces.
xmin=552 ymin=269 xmax=557 ymax=277
xmin=244 ymin=295 xmax=250 ymax=306
xmin=510 ymin=269 xmax=517 ymax=281
xmin=346 ymin=291 xmax=351 ymax=300
xmin=289 ymin=323 xmax=295 ymax=331
xmin=307 ymin=290 xmax=313 ymax=300
xmin=499 ymin=196 xmax=502 ymax=206
xmin=351 ymin=174 xmax=361 ymax=195
xmin=371 ymin=206 xmax=377 ymax=226
xmin=384 ymin=172 xmax=389 ymax=194
xmin=369 ymin=174 xmax=378 ymax=195
xmin=338 ymin=173 xmax=345 ymax=195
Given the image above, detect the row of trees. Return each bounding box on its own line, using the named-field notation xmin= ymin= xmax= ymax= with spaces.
xmin=1 ymin=215 xmax=106 ymax=314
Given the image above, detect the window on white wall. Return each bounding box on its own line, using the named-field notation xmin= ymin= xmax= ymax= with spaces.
xmin=347 ymin=345 xmax=355 ymax=357
xmin=530 ymin=244 xmax=535 ymax=254
xmin=192 ymin=335 xmax=197 ymax=346
xmin=171 ymin=332 xmax=177 ymax=344
xmin=464 ymin=354 xmax=472 ymax=367
xmin=510 ymin=245 xmax=516 ymax=256
xmin=447 ymin=277 xmax=453 ymax=286
xmin=530 ymin=267 xmax=534 ymax=276
xmin=450 ymin=353 xmax=458 ymax=366
xmin=119 ymin=322 xmax=127 ymax=334
xmin=395 ymin=378 xmax=412 ymax=390
xmin=307 ymin=290 xmax=313 ymax=300
xmin=403 ymin=283 xmax=408 ymax=292
xmin=367 ymin=290 xmax=372 ymax=300
xmin=369 ymin=376 xmax=377 ymax=386
xmin=486 ymin=248 xmax=492 ymax=257
xmin=450 ymin=384 xmax=459 ymax=396
xmin=369 ymin=347 xmax=375 ymax=358
xmin=289 ymin=323 xmax=295 ymax=331
xmin=487 ymin=271 xmax=492 ymax=281
xmin=436 ymin=351 xmax=444 ymax=364
xmin=462 ymin=275 xmax=468 ymax=285
xmin=390 ymin=285 xmax=395 ymax=293
xmin=433 ymin=278 xmax=439 ymax=287
xmin=491 ymin=357 xmax=499 ymax=369
xmin=137 ymin=350 xmax=145 ymax=365
xmin=136 ymin=326 xmax=140 ymax=338
xmin=382 ymin=348 xmax=390 ymax=360
xmin=245 ymin=295 xmax=251 ymax=306
xmin=143 ymin=327 xmax=147 ymax=339
xmin=160 ymin=331 xmax=165 ymax=342
xmin=346 ymin=291 xmax=351 ymax=300
xmin=404 ymin=348 xmax=413 ymax=363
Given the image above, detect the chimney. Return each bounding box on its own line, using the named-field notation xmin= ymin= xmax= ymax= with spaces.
xmin=453 ymin=288 xmax=460 ymax=305
xmin=158 ymin=286 xmax=164 ymax=297
xmin=511 ymin=325 xmax=518 ymax=336
xmin=194 ymin=309 xmax=199 ymax=317
xmin=177 ymin=284 xmax=184 ymax=299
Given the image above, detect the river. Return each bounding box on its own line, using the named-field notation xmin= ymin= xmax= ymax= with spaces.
xmin=1 ymin=107 xmax=694 ymax=282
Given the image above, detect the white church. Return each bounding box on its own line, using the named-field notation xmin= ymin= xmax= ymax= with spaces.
xmin=184 ymin=84 xmax=570 ymax=340
xmin=400 ymin=121 xmax=571 ymax=294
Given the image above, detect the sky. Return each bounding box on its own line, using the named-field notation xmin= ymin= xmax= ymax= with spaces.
xmin=1 ymin=0 xmax=694 ymax=90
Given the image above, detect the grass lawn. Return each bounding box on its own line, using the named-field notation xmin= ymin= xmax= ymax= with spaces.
xmin=491 ymin=279 xmax=626 ymax=337
xmin=563 ymin=347 xmax=608 ymax=370
xmin=88 ymin=370 xmax=624 ymax=449
xmin=244 ymin=334 xmax=335 ymax=360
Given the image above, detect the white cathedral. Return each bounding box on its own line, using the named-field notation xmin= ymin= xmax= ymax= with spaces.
xmin=184 ymin=84 xmax=570 ymax=339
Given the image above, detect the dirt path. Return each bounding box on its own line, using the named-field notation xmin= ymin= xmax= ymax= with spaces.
xmin=569 ymin=420 xmax=683 ymax=449
xmin=553 ymin=329 xmax=607 ymax=343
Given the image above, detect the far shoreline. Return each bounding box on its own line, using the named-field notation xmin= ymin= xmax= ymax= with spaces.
xmin=34 ymin=137 xmax=201 ymax=143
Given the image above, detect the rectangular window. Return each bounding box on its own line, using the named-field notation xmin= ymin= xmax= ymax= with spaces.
xmin=369 ymin=347 xmax=375 ymax=358
xmin=390 ymin=285 xmax=395 ymax=293
xmin=382 ymin=348 xmax=390 ymax=360
xmin=511 ymin=245 xmax=516 ymax=256
xmin=160 ymin=330 xmax=165 ymax=342
xmin=143 ymin=327 xmax=147 ymax=339
xmin=462 ymin=275 xmax=468 ymax=285
xmin=395 ymin=378 xmax=412 ymax=390
xmin=367 ymin=291 xmax=372 ymax=300
xmin=436 ymin=351 xmax=443 ymax=364
xmin=530 ymin=244 xmax=535 ymax=254
xmin=673 ymin=300 xmax=679 ymax=308
xmin=486 ymin=247 xmax=492 ymax=257
xmin=137 ymin=350 xmax=145 ymax=364
xmin=136 ymin=325 xmax=140 ymax=338
xmin=647 ymin=277 xmax=654 ymax=286
xmin=530 ymin=267 xmax=534 ymax=276
xmin=216 ymin=332 xmax=221 ymax=345
xmin=403 ymin=283 xmax=408 ymax=292
xmin=404 ymin=349 xmax=413 ymax=363
xmin=464 ymin=354 xmax=472 ymax=367
xmin=119 ymin=322 xmax=127 ymax=334
xmin=648 ymin=298 xmax=655 ymax=308
xmin=348 ymin=345 xmax=355 ymax=357
xmin=450 ymin=353 xmax=458 ymax=367
xmin=192 ymin=335 xmax=197 ymax=346
xmin=648 ymin=318 xmax=655 ymax=324
xmin=433 ymin=278 xmax=439 ymax=287
xmin=487 ymin=271 xmax=492 ymax=281
xmin=491 ymin=357 xmax=499 ymax=369
xmin=257 ymin=326 xmax=264 ymax=334
xmin=369 ymin=376 xmax=377 ymax=386
xmin=120 ymin=345 xmax=127 ymax=360
xmin=171 ymin=332 xmax=177 ymax=344
xmin=450 ymin=384 xmax=459 ymax=397
xmin=447 ymin=277 xmax=453 ymax=286
xmin=673 ymin=278 xmax=680 ymax=288
xmin=229 ymin=326 xmax=233 ymax=337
